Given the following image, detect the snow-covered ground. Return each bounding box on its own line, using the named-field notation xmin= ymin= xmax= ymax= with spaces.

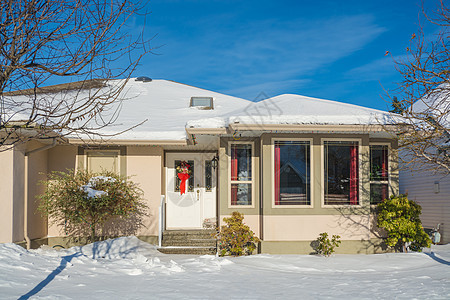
xmin=1 ymin=237 xmax=449 ymax=299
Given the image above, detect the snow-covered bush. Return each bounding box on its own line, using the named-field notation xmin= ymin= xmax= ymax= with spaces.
xmin=215 ymin=211 xmax=260 ymax=256
xmin=39 ymin=169 xmax=147 ymax=242
xmin=377 ymin=194 xmax=431 ymax=252
xmin=315 ymin=232 xmax=341 ymax=256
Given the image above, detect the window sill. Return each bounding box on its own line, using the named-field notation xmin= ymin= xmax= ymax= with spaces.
xmin=272 ymin=204 xmax=314 ymax=209
xmin=228 ymin=205 xmax=255 ymax=209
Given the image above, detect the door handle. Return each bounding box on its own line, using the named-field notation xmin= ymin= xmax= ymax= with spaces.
xmin=196 ymin=189 xmax=200 ymax=201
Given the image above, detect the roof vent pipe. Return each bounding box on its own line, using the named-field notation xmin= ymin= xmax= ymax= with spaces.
xmin=135 ymin=76 xmax=152 ymax=82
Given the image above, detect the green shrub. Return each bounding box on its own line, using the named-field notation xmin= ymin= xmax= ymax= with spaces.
xmin=215 ymin=211 xmax=260 ymax=256
xmin=377 ymin=194 xmax=431 ymax=252
xmin=39 ymin=169 xmax=147 ymax=242
xmin=315 ymin=232 xmax=341 ymax=256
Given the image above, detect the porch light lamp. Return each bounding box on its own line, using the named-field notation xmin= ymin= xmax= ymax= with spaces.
xmin=211 ymin=155 xmax=219 ymax=170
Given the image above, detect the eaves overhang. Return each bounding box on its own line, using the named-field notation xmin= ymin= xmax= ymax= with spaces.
xmin=227 ymin=123 xmax=395 ymax=133
xmin=66 ymin=138 xmax=188 ymax=146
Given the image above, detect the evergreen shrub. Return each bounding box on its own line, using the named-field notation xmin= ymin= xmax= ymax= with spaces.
xmin=377 ymin=194 xmax=431 ymax=252
xmin=215 ymin=211 xmax=260 ymax=256
xmin=315 ymin=232 xmax=341 ymax=256
xmin=39 ymin=169 xmax=147 ymax=242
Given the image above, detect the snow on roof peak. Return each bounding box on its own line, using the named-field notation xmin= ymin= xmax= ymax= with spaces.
xmin=266 ymin=93 xmax=388 ymax=115
xmin=6 ymin=79 xmax=397 ymax=140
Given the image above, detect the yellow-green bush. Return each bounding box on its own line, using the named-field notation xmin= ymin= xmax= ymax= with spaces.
xmin=377 ymin=194 xmax=431 ymax=252
xmin=215 ymin=212 xmax=260 ymax=256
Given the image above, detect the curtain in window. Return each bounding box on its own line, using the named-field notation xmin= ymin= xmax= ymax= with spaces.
xmin=382 ymin=147 xmax=388 ymax=201
xmin=274 ymin=144 xmax=281 ymax=205
xmin=382 ymin=147 xmax=388 ymax=178
xmin=349 ymin=144 xmax=358 ymax=205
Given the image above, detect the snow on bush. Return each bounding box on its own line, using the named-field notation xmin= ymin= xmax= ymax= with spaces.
xmin=39 ymin=170 xmax=147 ymax=242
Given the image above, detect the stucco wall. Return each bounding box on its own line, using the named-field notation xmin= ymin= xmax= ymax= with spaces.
xmin=12 ymin=145 xmax=25 ymax=243
xmin=26 ymin=141 xmax=49 ymax=240
xmin=0 ymin=144 xmax=26 ymax=243
xmin=47 ymin=145 xmax=77 ymax=173
xmin=126 ymin=146 xmax=163 ymax=237
xmin=47 ymin=145 xmax=79 ymax=237
xmin=0 ymin=147 xmax=14 ymax=243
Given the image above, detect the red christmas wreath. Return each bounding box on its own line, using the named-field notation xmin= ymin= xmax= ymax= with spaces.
xmin=176 ymin=161 xmax=191 ymax=195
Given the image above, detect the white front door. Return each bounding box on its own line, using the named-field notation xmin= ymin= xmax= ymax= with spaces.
xmin=165 ymin=153 xmax=217 ymax=229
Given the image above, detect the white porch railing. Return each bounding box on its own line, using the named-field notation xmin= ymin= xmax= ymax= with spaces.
xmin=158 ymin=195 xmax=166 ymax=247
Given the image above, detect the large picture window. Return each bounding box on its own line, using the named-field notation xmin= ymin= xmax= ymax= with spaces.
xmin=370 ymin=145 xmax=389 ymax=204
xmin=230 ymin=143 xmax=252 ymax=206
xmin=274 ymin=141 xmax=310 ymax=205
xmin=324 ymin=141 xmax=359 ymax=205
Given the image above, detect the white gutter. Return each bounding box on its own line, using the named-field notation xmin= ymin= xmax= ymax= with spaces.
xmin=23 ymin=138 xmax=57 ymax=249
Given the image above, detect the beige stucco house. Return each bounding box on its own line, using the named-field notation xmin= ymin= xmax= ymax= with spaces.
xmin=0 ymin=78 xmax=399 ymax=254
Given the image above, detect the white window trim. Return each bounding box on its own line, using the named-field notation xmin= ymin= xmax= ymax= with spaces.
xmin=84 ymin=149 xmax=121 ymax=174
xmin=271 ymin=138 xmax=314 ymax=208
xmin=369 ymin=142 xmax=391 ymax=206
xmin=320 ymin=138 xmax=363 ymax=208
xmin=228 ymin=141 xmax=255 ymax=208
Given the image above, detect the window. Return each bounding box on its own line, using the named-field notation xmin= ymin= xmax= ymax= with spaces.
xmin=324 ymin=141 xmax=359 ymax=205
xmin=370 ymin=145 xmax=389 ymax=204
xmin=230 ymin=143 xmax=252 ymax=206
xmin=190 ymin=97 xmax=214 ymax=109
xmin=205 ymin=160 xmax=212 ymax=192
xmin=86 ymin=150 xmax=119 ymax=173
xmin=274 ymin=141 xmax=311 ymax=206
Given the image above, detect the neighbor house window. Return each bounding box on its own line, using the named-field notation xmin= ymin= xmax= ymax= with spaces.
xmin=324 ymin=141 xmax=359 ymax=205
xmin=274 ymin=141 xmax=311 ymax=205
xmin=86 ymin=150 xmax=119 ymax=173
xmin=230 ymin=143 xmax=252 ymax=206
xmin=370 ymin=145 xmax=389 ymax=204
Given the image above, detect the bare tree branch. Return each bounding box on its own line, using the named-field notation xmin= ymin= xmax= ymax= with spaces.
xmin=0 ymin=0 xmax=152 ymax=149
xmin=385 ymin=0 xmax=450 ymax=174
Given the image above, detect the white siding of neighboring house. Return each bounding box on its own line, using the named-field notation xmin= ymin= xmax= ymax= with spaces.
xmin=400 ymin=168 xmax=450 ymax=244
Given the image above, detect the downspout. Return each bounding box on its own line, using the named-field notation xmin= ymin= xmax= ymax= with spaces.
xmin=24 ymin=138 xmax=57 ymax=249
xmin=259 ymin=137 xmax=264 ymax=243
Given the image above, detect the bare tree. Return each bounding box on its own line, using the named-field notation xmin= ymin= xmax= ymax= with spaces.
xmin=0 ymin=0 xmax=151 ymax=147
xmin=387 ymin=0 xmax=450 ymax=174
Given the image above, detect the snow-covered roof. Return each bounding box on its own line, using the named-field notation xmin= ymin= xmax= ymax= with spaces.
xmin=6 ymin=79 xmax=397 ymax=141
xmin=188 ymin=94 xmax=396 ymax=129
xmin=90 ymin=79 xmax=253 ymax=140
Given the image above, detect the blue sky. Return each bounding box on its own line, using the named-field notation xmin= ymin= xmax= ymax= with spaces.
xmin=131 ymin=0 xmax=438 ymax=111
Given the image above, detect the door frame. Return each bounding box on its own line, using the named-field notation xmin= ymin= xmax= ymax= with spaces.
xmin=164 ymin=150 xmax=219 ymax=229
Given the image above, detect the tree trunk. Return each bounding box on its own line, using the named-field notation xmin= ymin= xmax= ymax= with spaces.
xmin=91 ymin=224 xmax=96 ymax=243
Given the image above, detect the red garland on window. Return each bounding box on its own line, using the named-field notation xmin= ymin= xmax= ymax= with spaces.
xmin=177 ymin=161 xmax=191 ymax=195
xmin=274 ymin=144 xmax=281 ymax=205
xmin=349 ymin=145 xmax=359 ymax=205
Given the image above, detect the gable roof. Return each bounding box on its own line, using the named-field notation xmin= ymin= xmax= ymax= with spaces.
xmin=188 ymin=93 xmax=397 ymax=130
xmin=93 ymin=79 xmax=253 ymax=140
xmin=5 ymin=78 xmax=397 ymax=142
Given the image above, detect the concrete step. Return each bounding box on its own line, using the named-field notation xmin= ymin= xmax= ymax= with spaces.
xmin=158 ymin=246 xmax=217 ymax=255
xmin=161 ymin=239 xmax=216 ymax=247
xmin=159 ymin=230 xmax=217 ymax=255
xmin=163 ymin=230 xmax=216 ymax=238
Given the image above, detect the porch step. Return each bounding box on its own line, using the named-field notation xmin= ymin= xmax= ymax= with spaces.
xmin=158 ymin=246 xmax=217 ymax=255
xmin=159 ymin=230 xmax=217 ymax=255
